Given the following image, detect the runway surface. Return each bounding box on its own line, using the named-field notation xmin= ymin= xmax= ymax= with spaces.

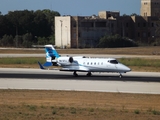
xmin=0 ymin=68 xmax=160 ymax=94
xmin=1 ymin=54 xmax=160 ymax=59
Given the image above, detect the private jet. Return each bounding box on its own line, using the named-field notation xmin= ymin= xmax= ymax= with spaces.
xmin=38 ymin=45 xmax=131 ymax=78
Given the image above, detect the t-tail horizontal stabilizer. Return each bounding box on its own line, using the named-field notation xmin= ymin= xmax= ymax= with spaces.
xmin=38 ymin=61 xmax=52 ymax=69
xmin=43 ymin=62 xmax=52 ymax=67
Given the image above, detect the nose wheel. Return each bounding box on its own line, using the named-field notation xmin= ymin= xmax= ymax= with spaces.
xmin=119 ymin=73 xmax=123 ymax=78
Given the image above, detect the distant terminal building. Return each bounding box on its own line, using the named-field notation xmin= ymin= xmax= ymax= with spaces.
xmin=141 ymin=0 xmax=160 ymax=17
xmin=55 ymin=0 xmax=159 ymax=48
xmin=55 ymin=11 xmax=119 ymax=48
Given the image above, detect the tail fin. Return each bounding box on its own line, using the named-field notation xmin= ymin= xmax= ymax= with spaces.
xmin=44 ymin=45 xmax=60 ymax=64
xmin=38 ymin=45 xmax=59 ymax=68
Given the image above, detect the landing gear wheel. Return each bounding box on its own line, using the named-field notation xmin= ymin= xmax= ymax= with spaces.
xmin=119 ymin=74 xmax=123 ymax=78
xmin=86 ymin=72 xmax=92 ymax=77
xmin=73 ymin=71 xmax=78 ymax=77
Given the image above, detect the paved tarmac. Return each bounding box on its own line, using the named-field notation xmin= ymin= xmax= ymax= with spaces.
xmin=1 ymin=54 xmax=160 ymax=59
xmin=0 ymin=68 xmax=160 ymax=94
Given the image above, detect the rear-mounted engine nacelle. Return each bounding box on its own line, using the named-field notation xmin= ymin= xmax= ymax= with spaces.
xmin=57 ymin=57 xmax=74 ymax=65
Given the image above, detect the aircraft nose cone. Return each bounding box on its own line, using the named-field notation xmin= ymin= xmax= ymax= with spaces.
xmin=128 ymin=67 xmax=131 ymax=71
xmin=126 ymin=66 xmax=131 ymax=72
xmin=119 ymin=64 xmax=131 ymax=72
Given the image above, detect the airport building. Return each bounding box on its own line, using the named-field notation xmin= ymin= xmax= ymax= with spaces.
xmin=55 ymin=11 xmax=118 ymax=48
xmin=55 ymin=0 xmax=160 ymax=48
xmin=141 ymin=0 xmax=160 ymax=17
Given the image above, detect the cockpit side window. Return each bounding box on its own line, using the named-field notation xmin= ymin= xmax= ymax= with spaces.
xmin=109 ymin=60 xmax=118 ymax=64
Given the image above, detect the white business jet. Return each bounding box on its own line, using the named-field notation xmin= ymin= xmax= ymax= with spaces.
xmin=38 ymin=45 xmax=131 ymax=78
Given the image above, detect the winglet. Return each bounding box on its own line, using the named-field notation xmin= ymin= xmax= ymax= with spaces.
xmin=38 ymin=61 xmax=45 ymax=69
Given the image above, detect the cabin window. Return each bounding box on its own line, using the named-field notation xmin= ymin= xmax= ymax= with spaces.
xmin=87 ymin=62 xmax=89 ymax=65
xmin=101 ymin=62 xmax=103 ymax=65
xmin=94 ymin=62 xmax=96 ymax=65
xmin=91 ymin=62 xmax=92 ymax=65
xmin=83 ymin=62 xmax=85 ymax=65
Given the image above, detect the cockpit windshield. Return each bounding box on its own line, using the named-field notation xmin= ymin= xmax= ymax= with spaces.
xmin=108 ymin=60 xmax=119 ymax=64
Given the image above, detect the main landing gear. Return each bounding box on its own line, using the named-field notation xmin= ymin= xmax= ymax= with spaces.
xmin=86 ymin=72 xmax=92 ymax=77
xmin=73 ymin=71 xmax=78 ymax=77
xmin=73 ymin=71 xmax=92 ymax=77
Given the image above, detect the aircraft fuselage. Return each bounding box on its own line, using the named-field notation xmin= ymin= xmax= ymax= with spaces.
xmin=58 ymin=57 xmax=131 ymax=73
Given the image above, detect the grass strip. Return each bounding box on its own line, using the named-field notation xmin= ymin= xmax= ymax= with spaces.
xmin=0 ymin=90 xmax=160 ymax=120
xmin=0 ymin=57 xmax=160 ymax=71
xmin=0 ymin=57 xmax=160 ymax=67
xmin=0 ymin=57 xmax=45 ymax=64
xmin=118 ymin=58 xmax=160 ymax=67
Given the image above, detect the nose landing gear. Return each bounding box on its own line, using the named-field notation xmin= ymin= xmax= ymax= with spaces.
xmin=119 ymin=73 xmax=123 ymax=78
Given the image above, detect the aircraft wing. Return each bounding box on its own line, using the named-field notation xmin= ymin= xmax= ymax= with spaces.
xmin=38 ymin=61 xmax=89 ymax=72
xmin=60 ymin=66 xmax=89 ymax=72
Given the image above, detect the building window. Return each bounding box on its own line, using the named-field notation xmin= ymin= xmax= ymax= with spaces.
xmin=138 ymin=23 xmax=140 ymax=27
xmin=73 ymin=33 xmax=76 ymax=38
xmin=73 ymin=23 xmax=76 ymax=27
xmin=143 ymin=32 xmax=146 ymax=37
xmin=126 ymin=33 xmax=128 ymax=37
xmin=138 ymin=32 xmax=140 ymax=37
xmin=144 ymin=2 xmax=147 ymax=5
xmin=111 ymin=23 xmax=114 ymax=28
xmin=144 ymin=12 xmax=147 ymax=16
xmin=95 ymin=22 xmax=106 ymax=27
xmin=143 ymin=23 xmax=146 ymax=27
xmin=148 ymin=32 xmax=151 ymax=37
xmin=152 ymin=23 xmax=154 ymax=27
xmin=126 ymin=23 xmax=128 ymax=27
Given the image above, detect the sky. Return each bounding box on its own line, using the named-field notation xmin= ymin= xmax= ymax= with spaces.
xmin=0 ymin=0 xmax=140 ymax=16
